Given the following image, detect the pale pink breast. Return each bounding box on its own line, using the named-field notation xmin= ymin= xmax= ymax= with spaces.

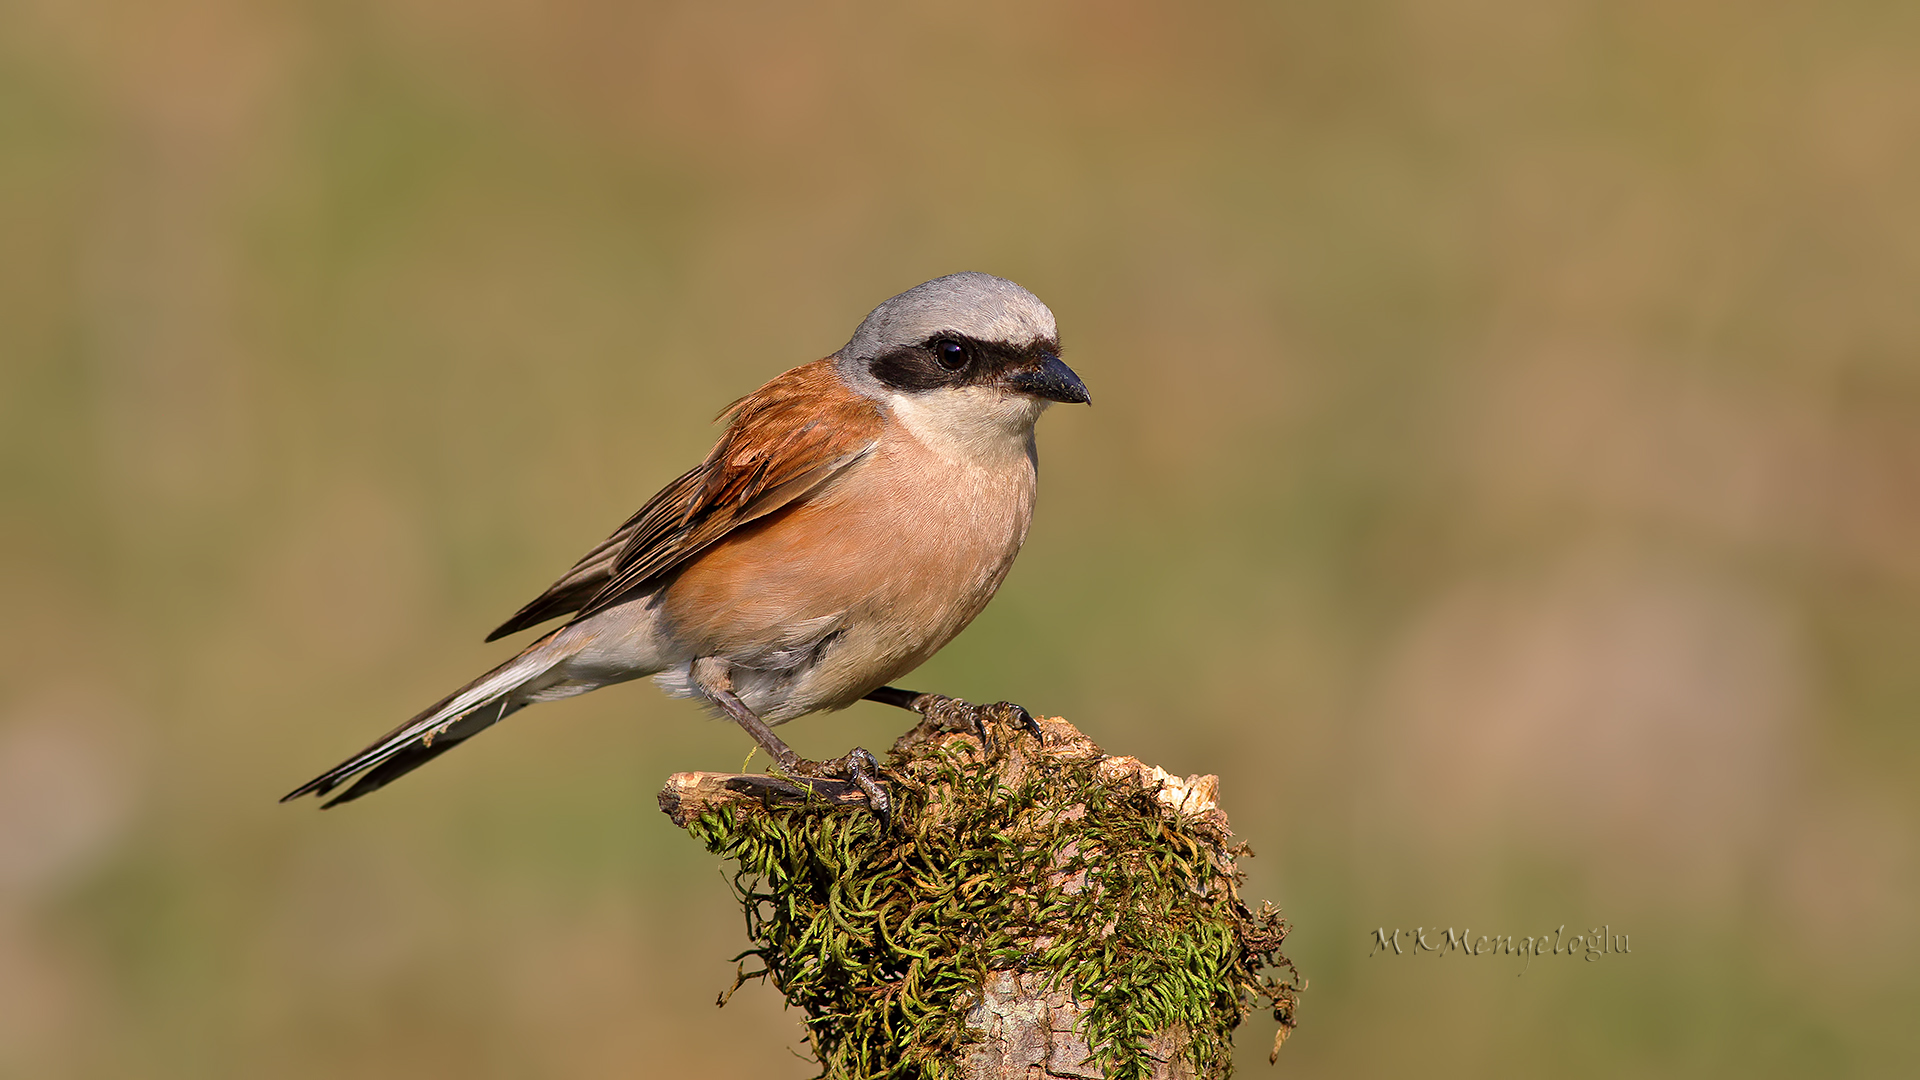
xmin=659 ymin=433 xmax=1036 ymax=680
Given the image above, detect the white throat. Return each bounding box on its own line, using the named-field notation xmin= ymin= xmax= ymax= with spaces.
xmin=887 ymin=388 xmax=1045 ymax=468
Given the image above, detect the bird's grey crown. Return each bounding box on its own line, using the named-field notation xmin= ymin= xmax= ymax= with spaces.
xmin=837 ymin=272 xmax=1057 ymax=363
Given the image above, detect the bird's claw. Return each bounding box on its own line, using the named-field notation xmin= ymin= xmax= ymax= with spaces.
xmin=911 ymin=694 xmax=1044 ymax=749
xmin=805 ymin=746 xmax=891 ymax=827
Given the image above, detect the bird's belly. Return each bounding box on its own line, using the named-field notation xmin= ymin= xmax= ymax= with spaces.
xmin=658 ymin=446 xmax=1036 ymax=721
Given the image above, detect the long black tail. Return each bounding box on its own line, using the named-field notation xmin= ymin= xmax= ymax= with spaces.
xmin=282 ymin=631 xmax=566 ymax=807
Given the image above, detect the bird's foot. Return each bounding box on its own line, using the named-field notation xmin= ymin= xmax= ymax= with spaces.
xmin=785 ymin=746 xmax=891 ymax=828
xmin=909 ymin=694 xmax=1044 ymax=749
xmin=701 ymin=673 xmax=889 ymax=824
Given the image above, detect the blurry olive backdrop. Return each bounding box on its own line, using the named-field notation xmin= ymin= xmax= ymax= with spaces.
xmin=4 ymin=1 xmax=1919 ymax=1077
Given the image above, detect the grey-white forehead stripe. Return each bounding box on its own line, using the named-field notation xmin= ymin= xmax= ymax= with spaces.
xmin=839 ymin=272 xmax=1057 ymax=362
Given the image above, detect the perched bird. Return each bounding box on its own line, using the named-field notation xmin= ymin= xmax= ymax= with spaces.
xmin=283 ymin=272 xmax=1088 ymax=813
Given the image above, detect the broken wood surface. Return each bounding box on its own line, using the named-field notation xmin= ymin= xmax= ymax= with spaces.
xmin=658 ymin=715 xmax=1228 ymax=832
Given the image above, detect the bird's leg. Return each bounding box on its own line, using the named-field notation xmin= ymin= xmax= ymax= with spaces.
xmin=706 ymin=681 xmax=808 ymax=773
xmin=697 ymin=660 xmax=890 ymax=823
xmin=865 ymin=686 xmax=1044 ymax=746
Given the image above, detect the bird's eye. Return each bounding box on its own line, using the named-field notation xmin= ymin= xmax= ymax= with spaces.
xmin=934 ymin=339 xmax=969 ymax=371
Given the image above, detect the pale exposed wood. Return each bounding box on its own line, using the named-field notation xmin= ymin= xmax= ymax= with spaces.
xmin=656 ymin=769 xmax=871 ymax=826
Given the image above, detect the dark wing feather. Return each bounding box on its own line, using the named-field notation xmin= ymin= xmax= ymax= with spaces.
xmin=485 ymin=359 xmax=882 ymax=641
xmin=484 ymin=468 xmax=706 ymax=641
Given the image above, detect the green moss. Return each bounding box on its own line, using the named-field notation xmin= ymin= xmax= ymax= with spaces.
xmin=689 ymin=731 xmax=1300 ymax=1079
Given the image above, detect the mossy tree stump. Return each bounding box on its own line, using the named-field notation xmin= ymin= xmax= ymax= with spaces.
xmin=658 ymin=714 xmax=1301 ymax=1079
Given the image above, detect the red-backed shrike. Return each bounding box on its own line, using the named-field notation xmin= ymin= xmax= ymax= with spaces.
xmin=285 ymin=272 xmax=1088 ymax=815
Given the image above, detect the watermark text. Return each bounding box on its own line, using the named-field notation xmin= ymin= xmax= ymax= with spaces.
xmin=1368 ymin=925 xmax=1629 ymax=974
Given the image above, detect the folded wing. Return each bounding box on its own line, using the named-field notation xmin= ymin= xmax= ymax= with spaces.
xmin=486 ymin=359 xmax=883 ymax=641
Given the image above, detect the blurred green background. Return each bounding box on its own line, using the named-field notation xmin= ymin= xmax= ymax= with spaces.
xmin=4 ymin=1 xmax=1918 ymax=1076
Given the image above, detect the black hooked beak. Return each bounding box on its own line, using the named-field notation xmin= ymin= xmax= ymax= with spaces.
xmin=1008 ymin=352 xmax=1091 ymax=405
